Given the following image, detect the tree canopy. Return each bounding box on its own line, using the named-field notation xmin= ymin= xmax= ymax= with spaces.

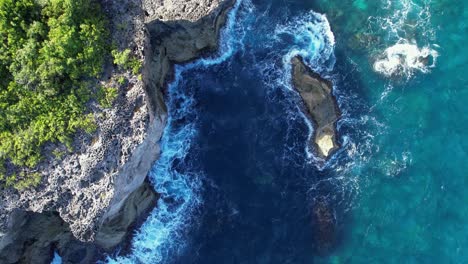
xmin=0 ymin=0 xmax=109 ymax=188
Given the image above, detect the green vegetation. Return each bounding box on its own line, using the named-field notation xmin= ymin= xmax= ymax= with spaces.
xmin=52 ymin=148 xmax=67 ymax=160
xmin=6 ymin=171 xmax=42 ymax=191
xmin=0 ymin=170 xmax=41 ymax=190
xmin=112 ymin=48 xmax=142 ymax=74
xmin=117 ymin=76 xmax=126 ymax=85
xmin=98 ymin=86 xmax=119 ymax=108
xmin=0 ymin=0 xmax=109 ymax=188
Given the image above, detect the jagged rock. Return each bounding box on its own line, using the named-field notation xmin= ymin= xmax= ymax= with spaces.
xmin=96 ymin=179 xmax=159 ymax=250
xmin=0 ymin=0 xmax=235 ymax=260
xmin=0 ymin=0 xmax=160 ymax=242
xmin=144 ymin=0 xmax=235 ymax=116
xmin=143 ymin=0 xmax=222 ymax=22
xmin=291 ymin=56 xmax=340 ymax=159
xmin=0 ymin=210 xmax=96 ymax=264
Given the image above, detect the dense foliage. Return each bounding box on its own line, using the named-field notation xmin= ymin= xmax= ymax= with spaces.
xmin=0 ymin=0 xmax=109 ymax=187
xmin=112 ymin=48 xmax=142 ymax=75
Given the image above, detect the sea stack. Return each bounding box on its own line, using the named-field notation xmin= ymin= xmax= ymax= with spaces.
xmin=291 ymin=56 xmax=340 ymax=159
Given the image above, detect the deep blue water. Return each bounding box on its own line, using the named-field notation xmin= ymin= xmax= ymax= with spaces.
xmin=106 ymin=0 xmax=468 ymax=263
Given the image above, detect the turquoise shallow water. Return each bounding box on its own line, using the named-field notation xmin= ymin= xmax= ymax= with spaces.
xmin=312 ymin=0 xmax=468 ymax=262
xmin=103 ymin=0 xmax=468 ymax=263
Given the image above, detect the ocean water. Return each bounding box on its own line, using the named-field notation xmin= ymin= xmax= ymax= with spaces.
xmin=106 ymin=0 xmax=468 ymax=263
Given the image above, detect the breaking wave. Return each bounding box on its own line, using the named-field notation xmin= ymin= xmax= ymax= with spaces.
xmin=370 ymin=0 xmax=439 ymax=78
xmin=104 ymin=0 xmax=251 ymax=263
xmin=373 ymin=41 xmax=438 ymax=78
xmin=246 ymin=10 xmax=337 ymax=166
xmin=104 ymin=0 xmax=378 ymax=262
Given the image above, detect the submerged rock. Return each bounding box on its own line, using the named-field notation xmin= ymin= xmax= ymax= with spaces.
xmin=372 ymin=42 xmax=439 ymax=78
xmin=291 ymin=56 xmax=340 ymax=159
xmin=311 ymin=197 xmax=336 ymax=254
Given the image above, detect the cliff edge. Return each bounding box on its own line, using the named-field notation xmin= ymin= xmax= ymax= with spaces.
xmin=0 ymin=0 xmax=234 ymax=262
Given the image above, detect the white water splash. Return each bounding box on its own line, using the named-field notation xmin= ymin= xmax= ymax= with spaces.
xmin=276 ymin=11 xmax=336 ymax=79
xmin=50 ymin=252 xmax=62 ymax=264
xmin=258 ymin=11 xmax=337 ymax=166
xmin=104 ymin=0 xmax=252 ymax=263
xmin=370 ymin=0 xmax=439 ymax=78
xmin=373 ymin=40 xmax=438 ymax=78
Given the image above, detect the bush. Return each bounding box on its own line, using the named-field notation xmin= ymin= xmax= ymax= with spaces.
xmin=111 ymin=49 xmax=131 ymax=67
xmin=117 ymin=76 xmax=126 ymax=85
xmin=0 ymin=0 xmax=109 ymax=188
xmin=112 ymin=48 xmax=142 ymax=74
xmin=98 ymin=86 xmax=119 ymax=108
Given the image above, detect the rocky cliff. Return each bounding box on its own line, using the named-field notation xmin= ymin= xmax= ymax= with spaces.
xmin=0 ymin=0 xmax=234 ymax=262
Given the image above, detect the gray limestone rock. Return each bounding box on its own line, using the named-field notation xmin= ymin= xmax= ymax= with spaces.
xmin=0 ymin=1 xmax=236 ymax=262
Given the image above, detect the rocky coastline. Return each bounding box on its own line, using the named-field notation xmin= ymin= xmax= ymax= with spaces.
xmin=291 ymin=56 xmax=341 ymax=160
xmin=0 ymin=0 xmax=233 ymax=262
xmin=0 ymin=0 xmax=343 ymax=262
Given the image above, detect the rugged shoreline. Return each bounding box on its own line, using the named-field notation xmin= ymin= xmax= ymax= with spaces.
xmin=0 ymin=0 xmax=234 ymax=262
xmin=291 ymin=56 xmax=341 ymax=160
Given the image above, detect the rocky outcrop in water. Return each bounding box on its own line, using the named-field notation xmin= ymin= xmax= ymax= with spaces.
xmin=291 ymin=56 xmax=340 ymax=159
xmin=0 ymin=0 xmax=235 ymax=262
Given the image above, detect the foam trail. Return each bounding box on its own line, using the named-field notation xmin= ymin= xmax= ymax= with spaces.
xmin=104 ymin=0 xmax=251 ymax=263
xmin=276 ymin=11 xmax=336 ymax=82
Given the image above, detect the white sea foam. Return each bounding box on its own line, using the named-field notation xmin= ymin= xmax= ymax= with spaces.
xmin=371 ymin=0 xmax=435 ymax=42
xmin=370 ymin=0 xmax=438 ymax=79
xmin=50 ymin=252 xmax=62 ymax=264
xmin=373 ymin=41 xmax=438 ymax=78
xmin=276 ymin=11 xmax=336 ymax=79
xmin=102 ymin=2 xmax=377 ymax=262
xmin=104 ymin=0 xmax=251 ymax=263
xmin=256 ymin=11 xmax=337 ymax=166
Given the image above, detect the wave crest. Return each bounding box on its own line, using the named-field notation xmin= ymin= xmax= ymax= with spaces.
xmin=104 ymin=0 xmax=250 ymax=263
xmin=373 ymin=41 xmax=438 ymax=78
xmin=369 ymin=0 xmax=439 ymax=79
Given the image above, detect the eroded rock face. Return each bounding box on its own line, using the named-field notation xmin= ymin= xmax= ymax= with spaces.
xmin=143 ymin=0 xmax=222 ymax=22
xmin=144 ymin=0 xmax=235 ymax=117
xmin=0 ymin=0 xmax=161 ymax=242
xmin=0 ymin=0 xmax=236 ymax=261
xmin=291 ymin=56 xmax=340 ymax=159
xmin=96 ymin=179 xmax=159 ymax=250
xmin=0 ymin=210 xmax=96 ymax=264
